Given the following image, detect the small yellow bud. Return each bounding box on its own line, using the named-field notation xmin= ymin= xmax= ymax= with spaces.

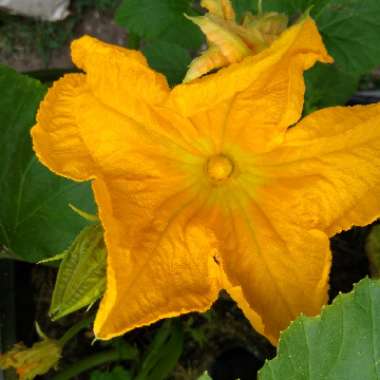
xmin=184 ymin=0 xmax=288 ymax=81
xmin=0 ymin=338 xmax=61 ymax=380
xmin=242 ymin=12 xmax=288 ymax=45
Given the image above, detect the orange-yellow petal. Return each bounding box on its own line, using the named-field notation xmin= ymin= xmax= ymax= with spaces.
xmin=32 ymin=41 xmax=201 ymax=182
xmin=32 ymin=73 xmax=172 ymax=182
xmin=223 ymin=282 xmax=269 ymax=342
xmin=31 ymin=34 xmax=173 ymax=182
xmin=32 ymin=72 xmax=223 ymax=340
xmin=32 ymin=74 xmax=96 ymax=181
xmin=206 ymin=198 xmax=331 ymax=344
xmin=256 ymin=103 xmax=380 ymax=237
xmin=183 ymin=45 xmax=229 ymax=83
xmin=220 ymin=102 xmax=380 ymax=342
xmin=93 ymin=176 xmax=223 ymax=339
xmin=32 ymin=36 xmax=226 ymax=337
xmin=169 ymin=18 xmax=332 ymax=153
xmin=71 ymin=35 xmax=169 ymax=124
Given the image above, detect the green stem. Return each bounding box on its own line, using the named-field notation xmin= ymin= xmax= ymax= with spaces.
xmin=51 ymin=347 xmax=137 ymax=380
xmin=257 ymin=0 xmax=263 ymax=14
xmin=126 ymin=33 xmax=141 ymax=49
xmin=59 ymin=317 xmax=92 ymax=346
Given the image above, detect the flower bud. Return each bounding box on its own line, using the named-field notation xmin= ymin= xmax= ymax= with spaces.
xmin=184 ymin=0 xmax=288 ymax=82
xmin=0 ymin=338 xmax=61 ymax=380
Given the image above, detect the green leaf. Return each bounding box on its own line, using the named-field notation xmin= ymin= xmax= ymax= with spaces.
xmin=230 ymin=0 xmax=256 ymax=20
xmin=0 ymin=64 xmax=95 ymax=262
xmin=115 ymin=0 xmax=203 ymax=49
xmin=135 ymin=320 xmax=184 ymax=380
xmin=316 ymin=0 xmax=380 ymax=75
xmin=304 ymin=62 xmax=360 ymax=113
xmin=157 ymin=17 xmax=204 ymax=51
xmin=90 ymin=366 xmax=132 ymax=380
xmin=142 ymin=41 xmax=191 ymax=86
xmin=259 ymin=0 xmax=330 ymax=17
xmin=258 ymin=277 xmax=380 ymax=380
xmin=115 ymin=0 xmax=188 ymax=38
xmin=49 ymin=224 xmax=106 ymax=321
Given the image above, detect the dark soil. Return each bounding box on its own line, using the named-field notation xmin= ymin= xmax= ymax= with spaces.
xmin=0 ymin=3 xmax=126 ymax=72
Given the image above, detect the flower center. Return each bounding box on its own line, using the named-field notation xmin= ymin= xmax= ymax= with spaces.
xmin=206 ymin=154 xmax=234 ymax=182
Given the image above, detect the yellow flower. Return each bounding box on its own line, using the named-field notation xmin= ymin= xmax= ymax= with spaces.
xmin=184 ymin=0 xmax=288 ymax=82
xmin=0 ymin=339 xmax=61 ymax=380
xmin=31 ymin=17 xmax=380 ymax=345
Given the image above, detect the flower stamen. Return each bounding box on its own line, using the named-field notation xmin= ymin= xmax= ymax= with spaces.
xmin=206 ymin=154 xmax=234 ymax=182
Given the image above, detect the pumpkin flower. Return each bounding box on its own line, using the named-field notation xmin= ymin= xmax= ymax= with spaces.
xmin=31 ymin=17 xmax=380 ymax=346
xmin=0 ymin=331 xmax=61 ymax=379
xmin=184 ymin=0 xmax=288 ymax=82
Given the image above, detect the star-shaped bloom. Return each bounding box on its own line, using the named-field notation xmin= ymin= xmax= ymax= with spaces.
xmin=31 ymin=18 xmax=380 ymax=345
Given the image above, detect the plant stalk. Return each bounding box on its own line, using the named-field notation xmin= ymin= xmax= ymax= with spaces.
xmin=51 ymin=347 xmax=137 ymax=380
xmin=258 ymin=0 xmax=263 ymax=14
xmin=59 ymin=316 xmax=92 ymax=346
